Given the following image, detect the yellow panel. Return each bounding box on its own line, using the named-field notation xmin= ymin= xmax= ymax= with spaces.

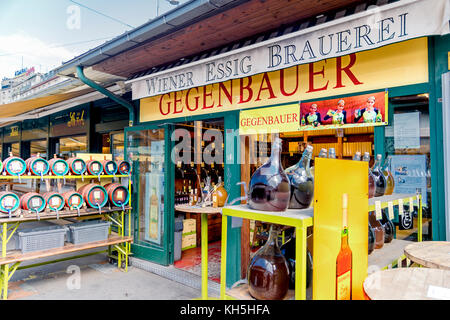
xmin=312 ymin=158 xmax=368 ymax=300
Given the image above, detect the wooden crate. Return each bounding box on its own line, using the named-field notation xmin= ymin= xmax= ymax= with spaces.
xmin=182 ymin=218 xmax=196 ymax=234
xmin=182 ymin=233 xmax=197 ymax=250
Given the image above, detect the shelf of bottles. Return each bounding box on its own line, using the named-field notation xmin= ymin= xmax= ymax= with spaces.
xmin=173 ymin=120 xmax=225 ymax=207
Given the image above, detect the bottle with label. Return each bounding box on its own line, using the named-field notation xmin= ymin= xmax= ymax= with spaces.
xmin=248 ymin=137 xmax=290 ymax=212
xmin=247 ymin=224 xmax=290 ymax=300
xmin=336 ymin=193 xmax=352 ymax=300
xmin=362 ymin=152 xmax=376 ymax=198
xmin=371 ymin=154 xmax=387 ymax=197
xmin=382 ymin=156 xmax=395 ymax=195
xmin=279 ymin=229 xmax=313 ymax=289
xmin=381 ymin=209 xmax=395 ymax=243
xmin=286 ymin=145 xmax=314 ymax=209
xmin=368 ymin=211 xmax=385 ymax=249
xmin=368 ymin=224 xmax=375 ymax=255
xmin=149 ymin=188 xmax=158 ymax=239
xmin=328 ymin=148 xmax=336 ymax=159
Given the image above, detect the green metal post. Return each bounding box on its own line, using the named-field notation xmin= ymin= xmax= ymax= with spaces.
xmin=220 ymin=214 xmax=228 ymax=299
xmin=201 ymin=212 xmax=209 ymax=299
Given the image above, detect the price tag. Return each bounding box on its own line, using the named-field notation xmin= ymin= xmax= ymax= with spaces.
xmin=94 ymin=191 xmax=101 ymax=200
xmin=190 ymin=162 xmax=194 ymax=167
xmin=177 ymin=161 xmax=181 ymax=168
xmin=32 ymin=198 xmax=40 ymax=208
xmin=398 ymin=198 xmax=404 ymax=216
xmin=11 ymin=161 xmax=21 ymax=173
xmin=92 ymin=163 xmax=99 ymax=172
xmin=409 ymin=197 xmax=414 ymax=213
xmin=388 ymin=201 xmax=394 ymax=220
xmin=56 ymin=162 xmax=64 ymax=172
xmin=117 ymin=191 xmax=124 ymax=200
xmin=4 ymin=197 xmax=13 ymax=207
xmin=74 ymin=162 xmax=82 ymax=171
xmin=72 ymin=196 xmax=79 ymax=205
xmin=35 ymin=162 xmax=44 ymax=172
xmin=375 ymin=201 xmax=382 ymax=220
xmin=108 ymin=164 xmax=114 ymax=172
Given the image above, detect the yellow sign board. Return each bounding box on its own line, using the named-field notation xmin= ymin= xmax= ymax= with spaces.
xmin=312 ymin=158 xmax=368 ymax=300
xmin=239 ymin=103 xmax=300 ymax=135
xmin=140 ymin=38 xmax=428 ymax=123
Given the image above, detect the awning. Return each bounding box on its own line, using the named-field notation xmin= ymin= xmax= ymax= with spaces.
xmin=0 ymin=88 xmax=94 ymax=125
xmin=129 ymin=0 xmax=450 ymax=100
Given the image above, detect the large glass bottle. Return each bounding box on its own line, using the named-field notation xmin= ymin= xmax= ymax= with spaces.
xmin=308 ymin=148 xmax=326 ymax=181
xmin=382 ymin=156 xmax=395 ymax=195
xmin=286 ymin=145 xmax=314 ymax=209
xmin=248 ymin=137 xmax=290 ymax=212
xmin=279 ymin=230 xmax=313 ymax=289
xmin=381 ymin=209 xmax=395 ymax=243
xmin=328 ymin=148 xmax=336 ymax=159
xmin=362 ymin=152 xmax=376 ymax=198
xmin=371 ymin=154 xmax=386 ymax=197
xmin=247 ymin=224 xmax=290 ymax=300
xmin=336 ymin=193 xmax=352 ymax=300
xmin=368 ymin=211 xmax=385 ymax=249
xmin=356 ymin=152 xmax=376 ymax=254
xmin=368 ymin=224 xmax=375 ymax=255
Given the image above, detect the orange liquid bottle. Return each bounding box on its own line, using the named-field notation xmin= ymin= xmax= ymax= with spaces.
xmin=336 ymin=193 xmax=352 ymax=300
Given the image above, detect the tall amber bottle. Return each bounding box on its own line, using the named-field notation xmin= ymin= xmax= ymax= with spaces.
xmin=362 ymin=152 xmax=376 ymax=198
xmin=336 ymin=193 xmax=352 ymax=300
xmin=382 ymin=156 xmax=395 ymax=195
xmin=368 ymin=211 xmax=385 ymax=249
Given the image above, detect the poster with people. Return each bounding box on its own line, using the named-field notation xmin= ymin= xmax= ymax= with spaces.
xmin=300 ymin=91 xmax=388 ymax=130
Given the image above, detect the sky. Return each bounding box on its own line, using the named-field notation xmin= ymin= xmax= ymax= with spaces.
xmin=0 ymin=0 xmax=190 ymax=79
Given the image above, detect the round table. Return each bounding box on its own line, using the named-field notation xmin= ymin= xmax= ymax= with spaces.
xmin=364 ymin=268 xmax=450 ymax=300
xmin=404 ymin=241 xmax=450 ymax=270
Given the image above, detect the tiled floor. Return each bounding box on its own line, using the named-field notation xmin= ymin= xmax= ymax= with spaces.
xmin=174 ymin=240 xmax=221 ymax=283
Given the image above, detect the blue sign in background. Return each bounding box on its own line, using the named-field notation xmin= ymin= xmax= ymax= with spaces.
xmin=390 ymin=154 xmax=427 ymax=206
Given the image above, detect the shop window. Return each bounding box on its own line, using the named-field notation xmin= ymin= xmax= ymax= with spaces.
xmin=58 ymin=135 xmax=87 ymax=160
xmin=111 ymin=132 xmax=124 ymax=161
xmin=30 ymin=139 xmax=47 ymax=159
xmin=386 ymin=94 xmax=432 ymax=241
xmin=11 ymin=143 xmax=19 ymax=157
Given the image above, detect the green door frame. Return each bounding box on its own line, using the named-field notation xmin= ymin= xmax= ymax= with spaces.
xmin=124 ymin=123 xmax=174 ymax=265
xmin=125 ymin=110 xmax=242 ymax=285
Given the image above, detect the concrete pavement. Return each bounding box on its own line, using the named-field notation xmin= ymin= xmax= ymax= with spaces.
xmin=7 ymin=253 xmax=209 ymax=300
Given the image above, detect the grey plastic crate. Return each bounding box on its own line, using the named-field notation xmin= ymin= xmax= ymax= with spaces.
xmin=18 ymin=225 xmax=67 ymax=253
xmin=0 ymin=232 xmax=18 ymax=252
xmin=67 ymin=220 xmax=111 ymax=245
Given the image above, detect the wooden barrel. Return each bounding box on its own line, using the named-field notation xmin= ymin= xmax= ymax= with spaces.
xmin=102 ymin=159 xmax=118 ymax=175
xmin=2 ymin=156 xmax=26 ymax=176
xmin=20 ymin=192 xmax=46 ymax=212
xmin=86 ymin=160 xmax=103 ymax=176
xmin=48 ymin=157 xmax=69 ymax=176
xmin=104 ymin=183 xmax=129 ymax=206
xmin=117 ymin=160 xmax=131 ymax=175
xmin=0 ymin=191 xmax=20 ymax=213
xmin=77 ymin=183 xmax=107 ymax=208
xmin=67 ymin=157 xmax=87 ymax=175
xmin=43 ymin=192 xmax=65 ymax=211
xmin=25 ymin=155 xmax=49 ymax=176
xmin=62 ymin=191 xmax=84 ymax=209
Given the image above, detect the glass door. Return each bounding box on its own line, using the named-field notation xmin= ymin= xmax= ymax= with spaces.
xmin=125 ymin=125 xmax=173 ymax=265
